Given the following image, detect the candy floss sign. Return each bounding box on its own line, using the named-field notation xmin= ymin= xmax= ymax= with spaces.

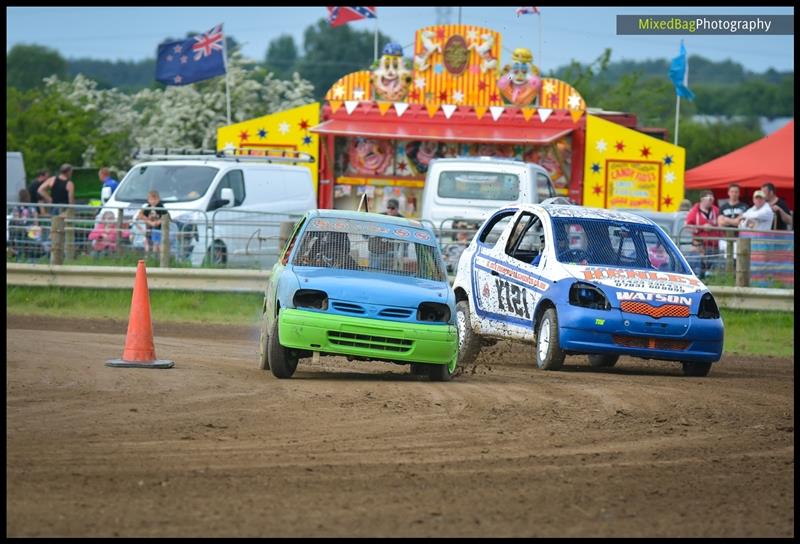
xmin=606 ymin=160 xmax=662 ymax=210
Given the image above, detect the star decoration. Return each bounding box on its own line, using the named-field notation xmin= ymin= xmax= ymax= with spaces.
xmin=434 ymin=64 xmax=444 ymax=74
xmin=663 ymin=154 xmax=673 ymax=166
xmin=453 ymin=90 xmax=464 ymax=103
xmin=466 ymin=29 xmax=478 ymax=41
xmin=414 ymin=77 xmax=426 ymax=89
xmin=591 ymin=162 xmax=601 ymax=174
xmin=438 ymin=90 xmax=448 ymax=101
xmin=542 ymin=80 xmax=556 ymax=95
xmin=567 ymin=93 xmax=582 ymax=109
xmin=615 ymin=140 xmax=625 ymax=152
xmin=640 ymin=146 xmax=651 ymax=158
xmin=166 ymin=55 xmax=174 ymax=62
xmin=258 ymin=128 xmax=267 ymax=139
xmin=238 ymin=130 xmax=249 ymax=142
xmin=173 ymin=45 xmax=182 ymax=54
xmin=548 ymin=92 xmax=559 ymax=106
xmin=592 ymin=184 xmax=603 ymax=195
xmin=409 ymin=89 xmax=420 ymax=101
xmin=478 ymin=81 xmax=488 ymax=91
xmin=436 ymin=28 xmax=446 ymax=39
xmin=664 ymin=171 xmax=676 ymax=184
xmin=302 ymin=135 xmax=312 ymax=145
xmin=396 ymin=160 xmax=408 ymax=172
xmin=595 ymin=139 xmax=607 ymax=153
xmin=332 ymin=85 xmax=345 ymax=99
xmin=180 ymin=55 xmax=188 ymax=64
xmin=173 ymin=75 xmax=182 ymax=84
xmin=299 ymin=119 xmax=310 ymax=130
xmin=278 ymin=122 xmax=290 ymax=135
xmin=663 ymin=195 xmax=673 ymax=207
xmin=353 ymin=88 xmax=365 ymax=100
xmin=489 ymin=92 xmax=499 ymax=102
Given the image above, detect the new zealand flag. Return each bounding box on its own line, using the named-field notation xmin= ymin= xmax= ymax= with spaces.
xmin=155 ymin=24 xmax=226 ymax=86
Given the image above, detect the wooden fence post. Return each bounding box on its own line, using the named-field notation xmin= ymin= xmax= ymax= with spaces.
xmin=735 ymin=236 xmax=751 ymax=288
xmin=725 ymin=238 xmax=735 ymax=275
xmin=50 ymin=216 xmax=65 ymax=266
xmin=64 ymin=208 xmax=76 ymax=261
xmin=160 ymin=214 xmax=171 ymax=268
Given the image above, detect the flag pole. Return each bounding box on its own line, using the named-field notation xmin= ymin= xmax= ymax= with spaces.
xmin=538 ymin=11 xmax=543 ymax=74
xmin=222 ymin=30 xmax=231 ymax=125
xmin=673 ymin=95 xmax=681 ymax=146
xmin=374 ymin=16 xmax=378 ymax=63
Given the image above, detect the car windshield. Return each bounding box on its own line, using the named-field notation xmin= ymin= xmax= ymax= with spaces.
xmin=292 ymin=218 xmax=447 ymax=282
xmin=551 ymin=217 xmax=689 ymax=274
xmin=115 ymin=165 xmax=218 ymax=203
xmin=437 ymin=170 xmax=520 ymax=201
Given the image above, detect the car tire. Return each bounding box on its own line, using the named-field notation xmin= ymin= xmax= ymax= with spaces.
xmin=681 ymin=361 xmax=712 ymax=377
xmin=536 ymin=308 xmax=565 ymax=370
xmin=428 ymin=362 xmax=454 ymax=382
xmin=257 ymin=312 xmax=270 ymax=370
xmin=409 ymin=363 xmax=428 ymax=376
xmin=588 ymin=353 xmax=619 ymax=368
xmin=268 ymin=320 xmax=298 ymax=379
xmin=456 ymin=300 xmax=481 ymax=368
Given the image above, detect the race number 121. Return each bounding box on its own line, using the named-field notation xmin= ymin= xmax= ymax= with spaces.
xmin=495 ymin=279 xmax=530 ymax=318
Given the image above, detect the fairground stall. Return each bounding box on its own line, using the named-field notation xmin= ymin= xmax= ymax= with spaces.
xmin=218 ymin=24 xmax=686 ymax=218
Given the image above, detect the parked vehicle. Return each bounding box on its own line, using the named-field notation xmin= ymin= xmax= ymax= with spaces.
xmin=452 ymin=203 xmax=724 ymax=377
xmin=420 ymin=157 xmax=556 ymax=231
xmin=97 ymin=149 xmax=316 ymax=267
xmin=259 ymin=209 xmax=458 ymax=380
xmin=6 ymin=151 xmax=26 ymax=203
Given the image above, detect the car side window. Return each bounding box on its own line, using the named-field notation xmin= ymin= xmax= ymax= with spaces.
xmin=477 ymin=211 xmax=516 ymax=248
xmin=209 ymin=170 xmax=245 ymax=210
xmin=536 ymin=172 xmax=556 ymax=201
xmin=280 ymin=218 xmax=305 ymax=265
xmin=505 ymin=212 xmax=545 ymax=265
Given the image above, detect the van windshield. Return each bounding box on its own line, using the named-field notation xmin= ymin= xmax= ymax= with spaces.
xmin=115 ymin=165 xmax=218 ymax=203
xmin=437 ymin=170 xmax=520 ymax=201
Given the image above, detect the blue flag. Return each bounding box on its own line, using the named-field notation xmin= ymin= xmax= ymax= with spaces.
xmin=668 ymin=40 xmax=695 ymax=100
xmin=155 ymin=24 xmax=226 ymax=86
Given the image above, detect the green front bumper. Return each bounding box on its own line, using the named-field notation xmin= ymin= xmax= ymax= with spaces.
xmin=278 ymin=308 xmax=457 ymax=365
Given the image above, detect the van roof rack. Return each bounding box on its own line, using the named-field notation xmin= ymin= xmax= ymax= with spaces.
xmin=133 ymin=146 xmax=315 ymax=164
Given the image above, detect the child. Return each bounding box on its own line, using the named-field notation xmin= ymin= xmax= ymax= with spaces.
xmin=87 ymin=211 xmax=118 ymax=256
xmin=138 ymin=190 xmax=167 ymax=254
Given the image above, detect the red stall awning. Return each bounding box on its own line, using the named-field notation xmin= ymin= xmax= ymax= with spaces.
xmin=312 ymin=119 xmax=573 ymax=144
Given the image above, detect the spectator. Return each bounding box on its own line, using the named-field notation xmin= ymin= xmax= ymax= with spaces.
xmin=87 ymin=211 xmax=119 ymax=256
xmin=678 ymin=199 xmax=692 ymax=212
xmin=37 ymin=163 xmax=75 ymax=216
xmin=685 ymin=190 xmax=721 ymax=277
xmin=8 ymin=188 xmax=41 ymax=260
xmin=382 ymin=198 xmax=404 ymax=217
xmin=27 ymin=169 xmax=49 ymax=213
xmin=128 ymin=215 xmax=149 ymax=254
xmin=761 ymin=182 xmax=792 ymax=231
xmin=717 ymin=184 xmax=748 ymax=230
xmin=137 ymin=190 xmax=168 ymax=254
xmin=98 ymin=167 xmax=119 ymax=196
xmin=739 ymin=190 xmax=775 ymax=231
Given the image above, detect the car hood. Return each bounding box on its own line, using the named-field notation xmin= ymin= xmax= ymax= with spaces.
xmin=559 ymin=263 xmax=708 ymax=306
xmin=291 ymin=267 xmax=451 ymax=307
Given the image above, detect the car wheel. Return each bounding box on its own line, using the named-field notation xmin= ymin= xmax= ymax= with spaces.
xmin=428 ymin=352 xmax=457 ymax=382
xmin=681 ymin=361 xmax=712 ymax=377
xmin=257 ymin=312 xmax=270 ymax=370
xmin=409 ymin=363 xmax=428 ymax=376
xmin=268 ymin=319 xmax=298 ymax=379
xmin=456 ymin=300 xmax=481 ymax=368
xmin=536 ymin=308 xmax=565 ymax=370
xmin=588 ymin=354 xmax=619 ymax=368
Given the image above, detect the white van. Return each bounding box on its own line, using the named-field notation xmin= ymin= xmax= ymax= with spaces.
xmin=420 ymin=157 xmax=557 ymax=230
xmin=7 ymin=151 xmax=26 ymax=202
xmin=99 ymin=152 xmax=316 ymax=268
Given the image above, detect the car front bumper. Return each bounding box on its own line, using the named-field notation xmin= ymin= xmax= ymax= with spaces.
xmin=556 ymin=304 xmax=724 ymax=364
xmin=278 ymin=308 xmax=457 ymax=365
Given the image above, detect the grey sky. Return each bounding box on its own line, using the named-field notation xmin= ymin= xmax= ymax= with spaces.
xmin=6 ymin=6 xmax=795 ymax=73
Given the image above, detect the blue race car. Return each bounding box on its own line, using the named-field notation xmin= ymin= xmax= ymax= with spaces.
xmin=452 ymin=204 xmax=724 ymax=376
xmin=258 ymin=209 xmax=458 ymax=380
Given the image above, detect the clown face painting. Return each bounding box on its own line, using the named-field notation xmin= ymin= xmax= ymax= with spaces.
xmin=497 ymin=47 xmax=542 ymax=107
xmin=371 ymin=42 xmax=413 ymax=102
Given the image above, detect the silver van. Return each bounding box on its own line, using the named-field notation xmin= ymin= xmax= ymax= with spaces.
xmin=420 ymin=157 xmax=556 ymax=231
xmin=99 ymin=151 xmax=316 ymax=268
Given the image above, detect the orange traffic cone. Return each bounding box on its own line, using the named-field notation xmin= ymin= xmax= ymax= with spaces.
xmin=106 ymin=260 xmax=174 ymax=369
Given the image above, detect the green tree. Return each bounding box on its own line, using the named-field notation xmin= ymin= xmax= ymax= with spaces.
xmin=7 ymin=44 xmax=67 ymax=90
xmin=677 ymin=119 xmax=763 ymax=169
xmin=295 ymin=19 xmax=395 ymax=100
xmin=265 ymin=35 xmax=299 ymax=79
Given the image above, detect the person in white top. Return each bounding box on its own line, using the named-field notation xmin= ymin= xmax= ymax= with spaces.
xmin=739 ymin=190 xmax=775 ymax=231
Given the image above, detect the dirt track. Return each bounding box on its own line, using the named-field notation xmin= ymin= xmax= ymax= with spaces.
xmin=6 ymin=315 xmax=794 ymax=537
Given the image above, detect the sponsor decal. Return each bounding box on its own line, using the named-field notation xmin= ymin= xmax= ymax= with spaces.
xmin=595 ymin=318 xmax=605 ymax=325
xmin=615 ymin=291 xmax=692 ymax=306
xmin=476 ymin=256 xmax=549 ymax=291
xmin=414 ymin=230 xmax=431 ymax=241
xmin=582 ymin=267 xmax=702 ymax=287
xmin=394 ymin=228 xmax=410 ymax=238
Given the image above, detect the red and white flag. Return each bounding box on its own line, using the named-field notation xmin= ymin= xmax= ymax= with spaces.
xmin=327 ymin=6 xmax=377 ymax=27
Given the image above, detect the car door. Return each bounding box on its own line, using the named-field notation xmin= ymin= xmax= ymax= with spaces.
xmin=265 ymin=216 xmax=306 ymax=330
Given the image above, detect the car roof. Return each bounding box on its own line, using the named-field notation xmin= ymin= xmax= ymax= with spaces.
xmin=307 ymin=209 xmax=430 ymax=228
xmin=131 ymin=159 xmax=307 ymax=172
xmin=512 ymin=203 xmax=656 ymax=225
xmin=430 ymin=157 xmax=537 ymax=168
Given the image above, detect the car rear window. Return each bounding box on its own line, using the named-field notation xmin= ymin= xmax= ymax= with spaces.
xmin=437 ymin=171 xmax=520 ymax=201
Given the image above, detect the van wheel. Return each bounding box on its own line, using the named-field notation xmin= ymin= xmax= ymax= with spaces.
xmin=207 ymin=240 xmax=226 ymax=266
xmin=535 ymin=308 xmax=565 ymax=370
xmin=456 ymin=301 xmax=481 ymax=368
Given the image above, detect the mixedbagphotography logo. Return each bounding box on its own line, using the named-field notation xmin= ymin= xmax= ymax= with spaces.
xmin=617 ymin=15 xmax=794 ymax=35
